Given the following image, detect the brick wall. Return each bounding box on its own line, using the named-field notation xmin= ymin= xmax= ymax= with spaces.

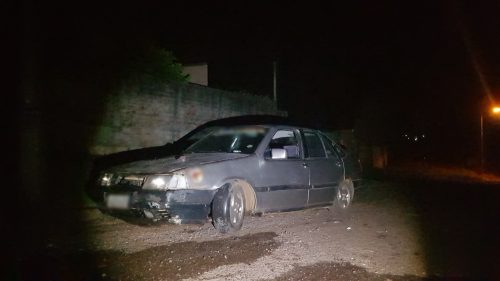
xmin=90 ymin=83 xmax=285 ymax=155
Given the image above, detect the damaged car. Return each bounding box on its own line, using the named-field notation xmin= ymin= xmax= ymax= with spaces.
xmin=92 ymin=122 xmax=358 ymax=233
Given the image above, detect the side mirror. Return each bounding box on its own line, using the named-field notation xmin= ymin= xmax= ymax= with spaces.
xmin=271 ymin=148 xmax=287 ymax=159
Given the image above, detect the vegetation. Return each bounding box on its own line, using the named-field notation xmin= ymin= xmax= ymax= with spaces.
xmin=121 ymin=47 xmax=189 ymax=86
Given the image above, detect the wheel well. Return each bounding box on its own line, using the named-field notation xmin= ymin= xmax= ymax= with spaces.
xmin=232 ymin=180 xmax=256 ymax=213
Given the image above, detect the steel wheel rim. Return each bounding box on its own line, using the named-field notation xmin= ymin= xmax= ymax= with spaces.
xmin=229 ymin=191 xmax=244 ymax=224
xmin=337 ymin=185 xmax=351 ymax=209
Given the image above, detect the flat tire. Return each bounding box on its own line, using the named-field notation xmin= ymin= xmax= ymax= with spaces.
xmin=212 ymin=183 xmax=245 ymax=233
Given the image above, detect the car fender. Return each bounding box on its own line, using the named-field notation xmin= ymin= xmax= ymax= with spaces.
xmin=214 ymin=176 xmax=256 ymax=191
xmin=213 ymin=177 xmax=257 ymax=212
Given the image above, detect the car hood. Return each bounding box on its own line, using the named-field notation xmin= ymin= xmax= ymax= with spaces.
xmin=107 ymin=153 xmax=249 ymax=174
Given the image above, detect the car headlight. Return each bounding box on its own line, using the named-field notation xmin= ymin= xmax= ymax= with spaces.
xmin=151 ymin=177 xmax=167 ymax=188
xmin=143 ymin=174 xmax=188 ymax=190
xmin=100 ymin=173 xmax=113 ymax=186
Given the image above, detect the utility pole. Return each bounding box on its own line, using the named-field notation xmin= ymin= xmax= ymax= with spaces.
xmin=273 ymin=61 xmax=277 ymax=105
xmin=480 ymin=113 xmax=484 ymax=174
xmin=479 ymin=106 xmax=500 ymax=173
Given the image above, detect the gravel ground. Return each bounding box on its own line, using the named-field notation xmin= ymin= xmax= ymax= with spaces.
xmin=16 ymin=178 xmax=499 ymax=280
xmin=59 ymin=181 xmax=428 ymax=281
xmin=10 ymin=172 xmax=499 ymax=280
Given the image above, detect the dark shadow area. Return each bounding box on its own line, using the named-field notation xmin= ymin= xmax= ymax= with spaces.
xmin=13 ymin=81 xmax=109 ymax=280
xmin=15 ymin=3 xmax=122 ymax=280
xmin=359 ymin=174 xmax=500 ymax=280
xmin=273 ymin=261 xmax=466 ymax=281
xmin=10 ymin=232 xmax=278 ymax=281
xmin=98 ymin=232 xmax=278 ymax=281
xmin=13 ymin=85 xmax=108 ymax=279
xmin=409 ymin=180 xmax=500 ymax=280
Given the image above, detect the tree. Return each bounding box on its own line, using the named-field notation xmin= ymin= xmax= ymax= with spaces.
xmin=121 ymin=47 xmax=188 ymax=86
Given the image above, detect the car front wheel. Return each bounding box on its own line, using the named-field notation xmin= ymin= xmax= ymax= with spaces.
xmin=212 ymin=183 xmax=245 ymax=233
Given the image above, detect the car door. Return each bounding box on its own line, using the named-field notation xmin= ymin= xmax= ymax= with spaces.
xmin=302 ymin=130 xmax=344 ymax=207
xmin=254 ymin=128 xmax=309 ymax=212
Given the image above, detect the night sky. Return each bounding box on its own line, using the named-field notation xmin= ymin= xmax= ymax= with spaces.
xmin=20 ymin=1 xmax=500 ymax=163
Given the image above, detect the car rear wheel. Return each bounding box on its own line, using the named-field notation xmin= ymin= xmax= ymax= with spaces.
xmin=333 ymin=179 xmax=354 ymax=213
xmin=212 ymin=183 xmax=245 ymax=233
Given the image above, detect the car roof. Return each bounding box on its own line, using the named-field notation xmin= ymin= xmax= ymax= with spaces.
xmin=199 ymin=115 xmax=321 ymax=129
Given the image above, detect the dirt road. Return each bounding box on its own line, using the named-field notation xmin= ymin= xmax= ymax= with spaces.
xmin=46 ymin=181 xmax=425 ymax=280
xmin=10 ymin=179 xmax=500 ymax=280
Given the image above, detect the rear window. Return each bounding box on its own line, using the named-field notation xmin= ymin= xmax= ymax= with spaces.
xmin=302 ymin=131 xmax=326 ymax=158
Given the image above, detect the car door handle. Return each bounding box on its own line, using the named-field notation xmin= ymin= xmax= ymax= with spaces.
xmin=302 ymin=163 xmax=309 ymax=168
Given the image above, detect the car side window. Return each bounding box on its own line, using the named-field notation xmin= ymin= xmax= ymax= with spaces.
xmin=319 ymin=134 xmax=338 ymax=159
xmin=264 ymin=130 xmax=301 ymax=159
xmin=302 ymin=131 xmax=326 ymax=158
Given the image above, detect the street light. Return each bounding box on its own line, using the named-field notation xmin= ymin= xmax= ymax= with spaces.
xmin=480 ymin=105 xmax=500 ymax=173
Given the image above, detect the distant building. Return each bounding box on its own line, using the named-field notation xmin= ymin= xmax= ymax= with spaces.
xmin=182 ymin=63 xmax=208 ymax=86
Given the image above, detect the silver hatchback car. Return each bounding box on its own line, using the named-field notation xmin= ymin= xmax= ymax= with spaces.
xmin=96 ymin=123 xmax=357 ymax=233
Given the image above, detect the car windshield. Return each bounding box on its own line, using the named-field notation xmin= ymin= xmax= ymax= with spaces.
xmin=177 ymin=126 xmax=221 ymax=148
xmin=184 ymin=126 xmax=268 ymax=154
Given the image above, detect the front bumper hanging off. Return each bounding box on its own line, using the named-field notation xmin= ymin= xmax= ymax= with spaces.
xmin=103 ymin=189 xmax=217 ymax=224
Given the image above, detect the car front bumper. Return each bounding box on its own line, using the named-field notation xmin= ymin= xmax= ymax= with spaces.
xmin=102 ymin=189 xmax=217 ymax=224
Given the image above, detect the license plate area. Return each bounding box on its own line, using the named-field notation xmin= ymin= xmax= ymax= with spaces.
xmin=106 ymin=194 xmax=130 ymax=209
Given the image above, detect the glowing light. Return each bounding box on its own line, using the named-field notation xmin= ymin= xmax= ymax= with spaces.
xmin=492 ymin=107 xmax=500 ymax=114
xmin=101 ymin=173 xmax=112 ymax=186
xmin=152 ymin=177 xmax=166 ymax=188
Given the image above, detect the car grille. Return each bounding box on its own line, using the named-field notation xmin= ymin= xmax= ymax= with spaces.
xmin=118 ymin=175 xmax=145 ymax=188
